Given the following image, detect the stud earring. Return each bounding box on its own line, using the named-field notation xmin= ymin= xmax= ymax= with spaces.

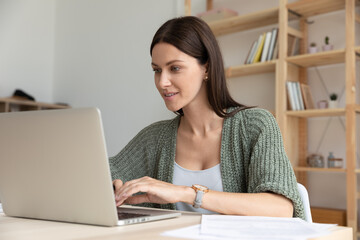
xmin=204 ymin=76 xmax=208 ymax=81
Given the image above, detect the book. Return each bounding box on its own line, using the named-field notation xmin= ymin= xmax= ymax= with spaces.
xmin=288 ymin=35 xmax=300 ymax=56
xmin=272 ymin=38 xmax=279 ymax=60
xmin=291 ymin=82 xmax=300 ymax=110
xmin=260 ymin=31 xmax=272 ymax=62
xmin=291 ymin=37 xmax=300 ymax=56
xmin=300 ymin=84 xmax=315 ymax=109
xmin=252 ymin=33 xmax=266 ymax=63
xmin=286 ymin=81 xmax=297 ymax=110
xmin=287 ymin=35 xmax=296 ymax=56
xmin=247 ymin=40 xmax=259 ymax=64
xmin=245 ymin=40 xmax=257 ymax=64
xmin=267 ymin=28 xmax=278 ymax=61
xmin=295 ymin=82 xmax=305 ymax=110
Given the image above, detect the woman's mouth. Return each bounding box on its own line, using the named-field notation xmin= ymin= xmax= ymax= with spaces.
xmin=164 ymin=92 xmax=179 ymax=98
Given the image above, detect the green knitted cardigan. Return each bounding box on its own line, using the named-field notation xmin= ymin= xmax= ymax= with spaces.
xmin=109 ymin=108 xmax=305 ymax=219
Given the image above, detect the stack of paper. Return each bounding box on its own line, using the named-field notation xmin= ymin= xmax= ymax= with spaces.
xmin=162 ymin=215 xmax=336 ymax=240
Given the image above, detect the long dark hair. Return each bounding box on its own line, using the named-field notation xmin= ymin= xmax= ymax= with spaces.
xmin=150 ymin=16 xmax=250 ymax=118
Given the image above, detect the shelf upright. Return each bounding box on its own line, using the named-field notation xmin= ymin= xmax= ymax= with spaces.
xmin=276 ymin=0 xmax=289 ymax=145
xmin=345 ymin=0 xmax=357 ymax=237
xmin=296 ymin=16 xmax=309 ymax=186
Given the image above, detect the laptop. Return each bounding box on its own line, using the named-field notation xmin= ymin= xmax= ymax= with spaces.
xmin=0 ymin=108 xmax=180 ymax=226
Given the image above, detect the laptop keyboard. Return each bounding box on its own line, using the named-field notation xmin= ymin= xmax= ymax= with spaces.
xmin=117 ymin=211 xmax=150 ymax=220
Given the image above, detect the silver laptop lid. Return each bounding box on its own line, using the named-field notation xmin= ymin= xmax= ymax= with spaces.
xmin=0 ymin=108 xmax=119 ymax=226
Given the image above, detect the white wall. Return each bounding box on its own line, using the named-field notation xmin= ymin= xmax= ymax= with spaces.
xmin=0 ymin=0 xmax=55 ymax=102
xmin=53 ymin=0 xmax=180 ymax=156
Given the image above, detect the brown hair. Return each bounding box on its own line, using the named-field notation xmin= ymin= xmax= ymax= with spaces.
xmin=150 ymin=16 xmax=250 ymax=118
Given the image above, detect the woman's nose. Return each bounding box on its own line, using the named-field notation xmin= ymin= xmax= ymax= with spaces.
xmin=158 ymin=72 xmax=171 ymax=88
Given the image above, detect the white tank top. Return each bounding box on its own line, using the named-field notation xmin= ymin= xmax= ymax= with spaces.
xmin=172 ymin=162 xmax=223 ymax=214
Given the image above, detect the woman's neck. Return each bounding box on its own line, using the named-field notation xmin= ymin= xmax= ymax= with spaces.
xmin=180 ymin=106 xmax=224 ymax=137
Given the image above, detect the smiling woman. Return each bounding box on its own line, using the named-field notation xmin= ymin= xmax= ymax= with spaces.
xmin=109 ymin=16 xmax=305 ymax=220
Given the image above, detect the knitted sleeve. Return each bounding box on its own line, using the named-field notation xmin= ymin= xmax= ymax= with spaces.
xmin=244 ymin=109 xmax=305 ymax=219
xmin=108 ymin=120 xmax=169 ymax=183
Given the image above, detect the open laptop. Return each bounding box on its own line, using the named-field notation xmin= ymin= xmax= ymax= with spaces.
xmin=0 ymin=108 xmax=180 ymax=226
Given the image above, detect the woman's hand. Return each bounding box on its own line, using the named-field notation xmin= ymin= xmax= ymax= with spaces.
xmin=113 ymin=176 xmax=194 ymax=207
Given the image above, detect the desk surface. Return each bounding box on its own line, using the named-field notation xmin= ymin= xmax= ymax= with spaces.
xmin=0 ymin=211 xmax=353 ymax=240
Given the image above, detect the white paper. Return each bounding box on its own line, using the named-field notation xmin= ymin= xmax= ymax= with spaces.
xmin=0 ymin=203 xmax=3 ymax=213
xmin=201 ymin=215 xmax=336 ymax=240
xmin=162 ymin=215 xmax=336 ymax=240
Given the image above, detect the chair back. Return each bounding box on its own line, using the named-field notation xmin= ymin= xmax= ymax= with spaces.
xmin=297 ymin=183 xmax=312 ymax=222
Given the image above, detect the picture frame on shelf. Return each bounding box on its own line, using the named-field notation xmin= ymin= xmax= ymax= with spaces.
xmin=300 ymin=84 xmax=315 ymax=109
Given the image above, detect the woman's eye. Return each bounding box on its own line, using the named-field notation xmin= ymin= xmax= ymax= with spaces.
xmin=171 ymin=66 xmax=180 ymax=72
xmin=153 ymin=68 xmax=161 ymax=73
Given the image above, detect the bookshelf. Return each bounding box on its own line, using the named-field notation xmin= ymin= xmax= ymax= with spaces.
xmin=208 ymin=7 xmax=279 ymax=36
xmin=286 ymin=0 xmax=358 ymax=238
xmin=185 ymin=0 xmax=359 ymax=237
xmin=0 ymin=98 xmax=69 ymax=112
xmin=295 ymin=166 xmax=347 ymax=173
xmin=286 ymin=108 xmax=346 ymax=117
xmin=225 ymin=60 xmax=277 ymax=78
xmin=287 ymin=49 xmax=346 ymax=67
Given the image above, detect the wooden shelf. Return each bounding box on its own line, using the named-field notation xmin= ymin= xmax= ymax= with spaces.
xmin=287 ymin=0 xmax=346 ymax=18
xmin=286 ymin=108 xmax=346 ymax=118
xmin=225 ymin=60 xmax=276 ymax=78
xmin=294 ymin=167 xmax=346 ymax=173
xmin=287 ymin=49 xmax=345 ymax=67
xmin=208 ymin=7 xmax=279 ymax=36
xmin=0 ymin=97 xmax=69 ymax=112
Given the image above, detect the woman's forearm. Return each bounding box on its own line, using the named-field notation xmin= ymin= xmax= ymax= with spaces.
xmin=181 ymin=188 xmax=293 ymax=217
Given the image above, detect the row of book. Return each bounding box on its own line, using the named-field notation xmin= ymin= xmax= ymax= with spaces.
xmin=244 ymin=28 xmax=278 ymax=64
xmin=244 ymin=29 xmax=300 ymax=65
xmin=286 ymin=81 xmax=315 ymax=111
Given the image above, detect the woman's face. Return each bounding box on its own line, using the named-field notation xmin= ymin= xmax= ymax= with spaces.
xmin=151 ymin=42 xmax=207 ymax=112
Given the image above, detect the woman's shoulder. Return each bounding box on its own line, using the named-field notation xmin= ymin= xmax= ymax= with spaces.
xmin=229 ymin=107 xmax=275 ymax=124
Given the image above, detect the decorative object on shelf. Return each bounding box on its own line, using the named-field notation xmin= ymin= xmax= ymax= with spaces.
xmin=307 ymin=154 xmax=324 ymax=168
xmin=12 ymin=89 xmax=35 ymax=101
xmin=327 ymin=152 xmax=343 ymax=168
xmin=328 ymin=158 xmax=343 ymax=168
xmin=308 ymin=42 xmax=318 ymax=54
xmin=300 ymin=84 xmax=315 ymax=109
xmin=328 ymin=93 xmax=338 ymax=108
xmin=197 ymin=8 xmax=237 ymax=23
xmin=317 ymin=100 xmax=328 ymax=109
xmin=322 ymin=36 xmax=333 ymax=51
xmin=327 ymin=152 xmax=335 ymax=168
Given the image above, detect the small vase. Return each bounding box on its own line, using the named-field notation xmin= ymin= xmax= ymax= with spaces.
xmin=308 ymin=47 xmax=318 ymax=54
xmin=328 ymin=100 xmax=338 ymax=108
xmin=322 ymin=45 xmax=333 ymax=51
xmin=317 ymin=100 xmax=328 ymax=109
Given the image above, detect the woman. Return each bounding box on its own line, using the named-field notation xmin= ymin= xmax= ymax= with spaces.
xmin=110 ymin=16 xmax=304 ymax=219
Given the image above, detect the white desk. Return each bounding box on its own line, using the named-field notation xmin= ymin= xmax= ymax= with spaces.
xmin=0 ymin=211 xmax=353 ymax=240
